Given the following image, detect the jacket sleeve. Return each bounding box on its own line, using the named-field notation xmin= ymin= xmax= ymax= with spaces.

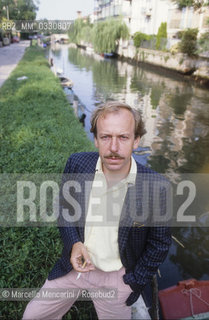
xmin=58 ymin=156 xmax=81 ymax=257
xmin=123 ymin=225 xmax=171 ymax=292
xmin=123 ymin=180 xmax=172 ymax=292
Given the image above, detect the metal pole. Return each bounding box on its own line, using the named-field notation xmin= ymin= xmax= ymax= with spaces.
xmin=6 ymin=5 xmax=9 ymax=20
xmin=151 ymin=274 xmax=160 ymax=320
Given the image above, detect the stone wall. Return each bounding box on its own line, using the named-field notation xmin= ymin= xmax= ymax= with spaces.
xmin=117 ymin=42 xmax=209 ymax=81
xmin=72 ymin=39 xmax=209 ymax=83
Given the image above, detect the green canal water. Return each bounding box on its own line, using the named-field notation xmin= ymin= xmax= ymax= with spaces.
xmin=49 ymin=44 xmax=209 ymax=291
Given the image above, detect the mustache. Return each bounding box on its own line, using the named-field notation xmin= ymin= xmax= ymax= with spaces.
xmin=104 ymin=153 xmax=124 ymax=159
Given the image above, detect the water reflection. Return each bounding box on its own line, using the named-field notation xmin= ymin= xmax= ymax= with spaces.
xmin=171 ymin=227 xmax=209 ymax=279
xmin=49 ymin=44 xmax=209 ymax=287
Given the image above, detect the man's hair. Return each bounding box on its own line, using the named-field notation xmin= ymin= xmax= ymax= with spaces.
xmin=90 ymin=101 xmax=146 ymax=138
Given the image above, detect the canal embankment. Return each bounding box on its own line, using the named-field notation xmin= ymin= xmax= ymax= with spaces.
xmin=73 ymin=40 xmax=209 ymax=86
xmin=0 ymin=45 xmax=94 ymax=173
xmin=117 ymin=41 xmax=209 ymax=85
xmin=0 ymin=44 xmax=95 ymax=319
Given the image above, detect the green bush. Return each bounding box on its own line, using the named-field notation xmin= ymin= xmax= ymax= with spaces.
xmin=174 ymin=0 xmax=195 ymax=9
xmin=176 ymin=30 xmax=184 ymax=39
xmin=170 ymin=42 xmax=181 ymax=54
xmin=173 ymin=0 xmax=207 ymax=10
xmin=156 ymin=22 xmax=167 ymax=50
xmin=179 ymin=28 xmax=198 ymax=56
xmin=197 ymin=32 xmax=209 ymax=54
xmin=133 ymin=31 xmax=153 ymax=48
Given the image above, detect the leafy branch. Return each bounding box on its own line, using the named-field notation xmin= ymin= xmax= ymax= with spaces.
xmin=172 ymin=0 xmax=209 ymax=10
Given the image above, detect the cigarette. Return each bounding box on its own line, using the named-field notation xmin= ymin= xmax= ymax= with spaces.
xmin=82 ymin=260 xmax=87 ymax=268
xmin=76 ymin=260 xmax=87 ymax=280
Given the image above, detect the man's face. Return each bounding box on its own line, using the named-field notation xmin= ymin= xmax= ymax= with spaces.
xmin=94 ymin=108 xmax=140 ymax=176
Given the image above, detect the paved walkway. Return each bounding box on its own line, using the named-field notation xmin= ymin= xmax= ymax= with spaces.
xmin=0 ymin=40 xmax=30 ymax=88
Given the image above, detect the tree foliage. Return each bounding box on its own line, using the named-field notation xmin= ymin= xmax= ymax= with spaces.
xmin=172 ymin=0 xmax=209 ymax=10
xmin=92 ymin=18 xmax=129 ymax=53
xmin=197 ymin=31 xmax=209 ymax=53
xmin=179 ymin=28 xmax=198 ymax=56
xmin=68 ymin=17 xmax=129 ymax=53
xmin=68 ymin=18 xmax=93 ymax=44
xmin=79 ymin=25 xmax=93 ymax=44
xmin=0 ymin=0 xmax=38 ymax=20
xmin=156 ymin=22 xmax=167 ymax=50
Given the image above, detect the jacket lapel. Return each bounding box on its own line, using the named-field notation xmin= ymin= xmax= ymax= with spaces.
xmin=77 ymin=155 xmax=98 ymax=242
xmin=118 ymin=184 xmax=139 ymax=254
xmin=118 ymin=163 xmax=144 ymax=255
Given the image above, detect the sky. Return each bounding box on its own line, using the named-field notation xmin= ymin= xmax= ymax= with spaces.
xmin=36 ymin=0 xmax=95 ymax=21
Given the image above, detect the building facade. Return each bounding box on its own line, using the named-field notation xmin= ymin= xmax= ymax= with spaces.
xmin=94 ymin=0 xmax=124 ymax=21
xmin=167 ymin=2 xmax=209 ymax=38
xmin=93 ymin=0 xmax=209 ymax=38
xmin=94 ymin=0 xmax=172 ymax=35
xmin=123 ymin=0 xmax=171 ymax=35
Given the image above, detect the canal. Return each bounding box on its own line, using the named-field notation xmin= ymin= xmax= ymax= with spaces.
xmin=49 ymin=44 xmax=209 ymax=291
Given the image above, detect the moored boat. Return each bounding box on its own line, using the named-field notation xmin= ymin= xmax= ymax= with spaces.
xmin=159 ymin=279 xmax=209 ymax=319
xmin=58 ymin=76 xmax=73 ymax=89
xmin=103 ymin=52 xmax=117 ymax=59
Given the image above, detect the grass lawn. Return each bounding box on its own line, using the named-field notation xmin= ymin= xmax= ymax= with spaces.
xmin=0 ymin=44 xmax=97 ymax=319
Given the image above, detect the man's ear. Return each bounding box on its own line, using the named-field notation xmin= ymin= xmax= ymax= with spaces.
xmin=94 ymin=137 xmax=98 ymax=148
xmin=133 ymin=137 xmax=140 ymax=150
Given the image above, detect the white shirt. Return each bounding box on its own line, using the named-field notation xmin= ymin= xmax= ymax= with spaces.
xmin=84 ymin=156 xmax=137 ymax=271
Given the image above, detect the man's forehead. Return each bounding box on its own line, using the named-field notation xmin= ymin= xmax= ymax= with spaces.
xmin=96 ymin=110 xmax=135 ymax=133
xmin=98 ymin=109 xmax=134 ymax=123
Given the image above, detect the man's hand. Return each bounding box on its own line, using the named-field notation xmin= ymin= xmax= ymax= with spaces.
xmin=70 ymin=242 xmax=95 ymax=272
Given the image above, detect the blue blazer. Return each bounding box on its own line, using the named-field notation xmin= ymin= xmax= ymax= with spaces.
xmin=48 ymin=152 xmax=171 ymax=306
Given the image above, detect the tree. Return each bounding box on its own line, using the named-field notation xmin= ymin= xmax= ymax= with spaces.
xmin=0 ymin=0 xmax=38 ymax=21
xmin=172 ymin=0 xmax=209 ymax=10
xmin=156 ymin=22 xmax=167 ymax=50
xmin=92 ymin=18 xmax=129 ymax=53
xmin=0 ymin=0 xmax=13 ymax=19
xmin=68 ymin=18 xmax=93 ymax=44
xmin=179 ymin=28 xmax=198 ymax=55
